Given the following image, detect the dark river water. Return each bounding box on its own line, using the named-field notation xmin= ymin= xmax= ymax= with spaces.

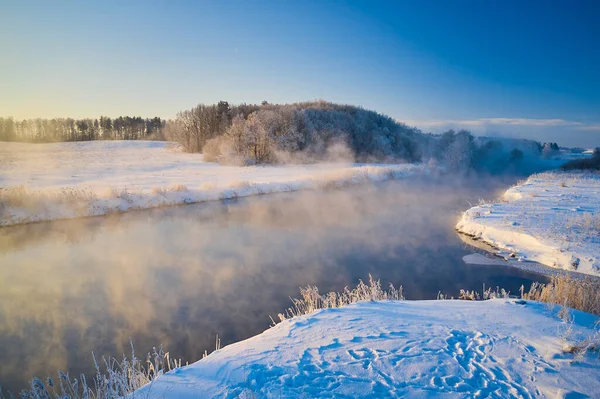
xmin=0 ymin=176 xmax=549 ymax=393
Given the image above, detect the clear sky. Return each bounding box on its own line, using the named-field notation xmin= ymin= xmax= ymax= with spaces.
xmin=1 ymin=0 xmax=599 ymax=146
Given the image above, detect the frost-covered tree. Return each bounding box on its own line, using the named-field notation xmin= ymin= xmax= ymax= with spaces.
xmin=541 ymin=142 xmax=560 ymax=159
xmin=433 ymin=129 xmax=477 ymax=171
xmin=0 ymin=117 xmax=16 ymax=141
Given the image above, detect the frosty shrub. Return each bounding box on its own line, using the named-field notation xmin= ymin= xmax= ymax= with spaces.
xmin=201 ymin=135 xmax=224 ymax=162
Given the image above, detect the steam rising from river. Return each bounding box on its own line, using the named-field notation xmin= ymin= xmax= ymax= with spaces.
xmin=0 ymin=177 xmax=545 ymax=391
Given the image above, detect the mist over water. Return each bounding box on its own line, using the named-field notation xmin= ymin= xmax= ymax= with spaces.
xmin=0 ymin=176 xmax=548 ymax=392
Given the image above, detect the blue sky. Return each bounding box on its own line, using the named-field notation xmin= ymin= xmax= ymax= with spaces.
xmin=1 ymin=0 xmax=599 ymax=146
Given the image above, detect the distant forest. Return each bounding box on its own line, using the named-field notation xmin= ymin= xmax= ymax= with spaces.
xmin=0 ymin=116 xmax=165 ymax=142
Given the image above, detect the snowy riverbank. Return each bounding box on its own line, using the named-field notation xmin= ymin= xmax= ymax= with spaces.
xmin=0 ymin=141 xmax=427 ymax=227
xmin=134 ymin=299 xmax=600 ymax=398
xmin=456 ymin=171 xmax=600 ymax=276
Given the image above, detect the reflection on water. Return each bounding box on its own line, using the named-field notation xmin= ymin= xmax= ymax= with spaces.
xmin=0 ymin=177 xmax=548 ymax=392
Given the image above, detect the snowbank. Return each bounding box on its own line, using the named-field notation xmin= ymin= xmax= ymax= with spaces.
xmin=0 ymin=141 xmax=427 ymax=226
xmin=456 ymin=172 xmax=600 ymax=276
xmin=134 ymin=299 xmax=600 ymax=398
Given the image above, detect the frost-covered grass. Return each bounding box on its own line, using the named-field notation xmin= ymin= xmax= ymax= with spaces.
xmin=0 ymin=141 xmax=427 ymax=227
xmin=522 ymin=274 xmax=600 ymax=362
xmin=272 ymin=275 xmax=405 ymax=324
xmin=525 ymin=274 xmax=600 ymax=317
xmin=2 ymin=345 xmax=181 ymax=399
xmin=456 ymin=171 xmax=600 ymax=276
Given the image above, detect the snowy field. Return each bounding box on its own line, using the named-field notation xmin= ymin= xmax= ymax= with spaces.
xmin=456 ymin=172 xmax=600 ymax=276
xmin=134 ymin=299 xmax=600 ymax=398
xmin=0 ymin=141 xmax=426 ymax=226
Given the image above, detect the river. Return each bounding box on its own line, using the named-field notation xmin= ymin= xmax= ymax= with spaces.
xmin=0 ymin=176 xmax=548 ymax=392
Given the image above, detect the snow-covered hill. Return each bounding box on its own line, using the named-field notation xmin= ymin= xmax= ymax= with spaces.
xmin=0 ymin=141 xmax=426 ymax=226
xmin=133 ymin=299 xmax=600 ymax=398
xmin=456 ymin=171 xmax=600 ymax=276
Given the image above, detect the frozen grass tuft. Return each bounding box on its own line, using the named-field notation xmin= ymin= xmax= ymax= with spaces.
xmin=167 ymin=184 xmax=188 ymax=192
xmin=0 ymin=186 xmax=99 ymax=212
xmin=230 ymin=180 xmax=252 ymax=189
xmin=436 ymin=285 xmax=511 ymax=301
xmin=563 ymin=213 xmax=600 ymax=239
xmin=0 ymin=186 xmax=32 ymax=208
xmin=457 ymin=287 xmax=510 ymax=301
xmin=2 ymin=344 xmax=180 ymax=399
xmin=524 ymin=274 xmax=600 ymax=316
xmin=150 ymin=183 xmax=189 ymax=196
xmin=561 ymin=329 xmax=600 ymax=362
xmin=151 ymin=187 xmax=168 ymax=197
xmin=272 ymin=275 xmax=404 ymax=324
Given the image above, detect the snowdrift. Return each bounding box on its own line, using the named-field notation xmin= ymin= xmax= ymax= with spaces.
xmin=133 ymin=299 xmax=600 ymax=398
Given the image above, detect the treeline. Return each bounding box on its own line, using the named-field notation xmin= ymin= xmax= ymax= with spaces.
xmin=165 ymin=100 xmax=425 ymax=164
xmin=562 ymin=148 xmax=600 ymax=171
xmin=0 ymin=116 xmax=165 ymax=142
xmin=2 ymin=100 xmax=554 ymax=174
xmin=433 ymin=132 xmax=544 ymax=174
xmin=164 ymin=101 xmax=261 ymax=154
xmin=164 ymin=100 xmax=545 ymax=174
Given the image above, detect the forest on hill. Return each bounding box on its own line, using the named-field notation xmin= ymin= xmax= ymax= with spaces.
xmin=163 ymin=100 xmax=547 ymax=173
xmin=165 ymin=100 xmax=425 ymax=164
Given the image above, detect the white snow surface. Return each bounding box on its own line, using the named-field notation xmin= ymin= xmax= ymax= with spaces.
xmin=0 ymin=141 xmax=426 ymax=226
xmin=456 ymin=171 xmax=600 ymax=276
xmin=134 ymin=299 xmax=600 ymax=398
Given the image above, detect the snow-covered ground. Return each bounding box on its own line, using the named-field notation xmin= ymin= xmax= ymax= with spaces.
xmin=456 ymin=172 xmax=600 ymax=276
xmin=0 ymin=141 xmax=427 ymax=226
xmin=134 ymin=299 xmax=600 ymax=398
